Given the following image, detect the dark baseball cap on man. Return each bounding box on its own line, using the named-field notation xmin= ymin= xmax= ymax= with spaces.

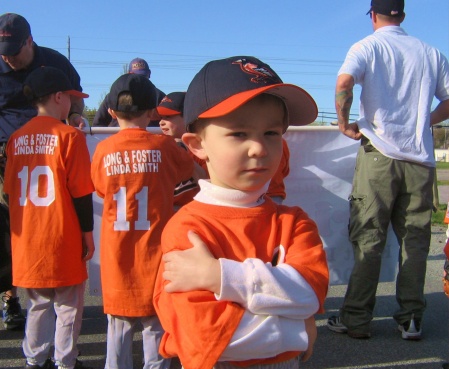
xmin=108 ymin=73 xmax=158 ymax=112
xmin=157 ymin=92 xmax=186 ymax=116
xmin=0 ymin=13 xmax=31 ymax=55
xmin=367 ymin=0 xmax=404 ymax=17
xmin=128 ymin=57 xmax=151 ymax=77
xmin=23 ymin=66 xmax=89 ymax=100
xmin=183 ymin=56 xmax=318 ymax=130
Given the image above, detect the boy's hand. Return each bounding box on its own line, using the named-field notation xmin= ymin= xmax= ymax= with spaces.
xmin=163 ymin=231 xmax=221 ymax=294
xmin=301 ymin=316 xmax=317 ymax=362
xmin=81 ymin=231 xmax=95 ymax=261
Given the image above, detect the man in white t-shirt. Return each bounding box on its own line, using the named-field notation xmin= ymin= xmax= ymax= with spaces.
xmin=327 ymin=0 xmax=449 ymax=341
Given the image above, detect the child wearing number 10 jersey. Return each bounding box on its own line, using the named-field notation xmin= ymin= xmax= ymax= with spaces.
xmin=4 ymin=66 xmax=94 ymax=369
xmin=90 ymin=73 xmax=194 ymax=369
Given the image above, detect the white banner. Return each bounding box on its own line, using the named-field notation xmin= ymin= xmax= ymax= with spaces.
xmin=85 ymin=126 xmax=399 ymax=295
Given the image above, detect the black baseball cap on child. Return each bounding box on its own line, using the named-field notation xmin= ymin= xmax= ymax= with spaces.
xmin=0 ymin=13 xmax=31 ymax=56
xmin=367 ymin=0 xmax=404 ymax=17
xmin=108 ymin=74 xmax=158 ymax=112
xmin=157 ymin=92 xmax=186 ymax=116
xmin=23 ymin=66 xmax=89 ymax=100
xmin=183 ymin=56 xmax=318 ymax=131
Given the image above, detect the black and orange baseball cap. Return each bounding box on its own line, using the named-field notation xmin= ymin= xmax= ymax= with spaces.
xmin=108 ymin=73 xmax=158 ymax=112
xmin=0 ymin=13 xmax=31 ymax=56
xmin=157 ymin=92 xmax=186 ymax=116
xmin=183 ymin=56 xmax=318 ymax=130
xmin=23 ymin=66 xmax=89 ymax=100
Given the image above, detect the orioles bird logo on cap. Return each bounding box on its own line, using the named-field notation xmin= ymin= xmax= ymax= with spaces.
xmin=232 ymin=58 xmax=277 ymax=84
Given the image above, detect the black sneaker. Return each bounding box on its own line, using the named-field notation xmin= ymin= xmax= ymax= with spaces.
xmin=327 ymin=315 xmax=371 ymax=339
xmin=72 ymin=359 xmax=93 ymax=369
xmin=2 ymin=295 xmax=26 ymax=330
xmin=25 ymin=358 xmax=55 ymax=369
xmin=398 ymin=314 xmax=422 ymax=340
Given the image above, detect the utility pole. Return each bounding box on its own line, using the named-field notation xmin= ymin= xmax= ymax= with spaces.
xmin=67 ymin=36 xmax=70 ymax=61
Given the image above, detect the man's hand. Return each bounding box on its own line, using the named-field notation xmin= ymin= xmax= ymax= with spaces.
xmin=339 ymin=121 xmax=363 ymax=141
xmin=162 ymin=231 xmax=221 ymax=294
xmin=301 ymin=316 xmax=317 ymax=362
xmin=67 ymin=113 xmax=86 ymax=128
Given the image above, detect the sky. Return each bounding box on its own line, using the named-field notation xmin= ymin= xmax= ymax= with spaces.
xmin=5 ymin=1 xmax=449 ymax=123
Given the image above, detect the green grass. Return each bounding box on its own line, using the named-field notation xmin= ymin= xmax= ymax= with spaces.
xmin=436 ymin=162 xmax=449 ymax=170
xmin=432 ymin=203 xmax=447 ymax=225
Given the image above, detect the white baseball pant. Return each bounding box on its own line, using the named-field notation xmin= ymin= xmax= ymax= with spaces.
xmin=22 ymin=282 xmax=85 ymax=369
xmin=105 ymin=314 xmax=171 ymax=369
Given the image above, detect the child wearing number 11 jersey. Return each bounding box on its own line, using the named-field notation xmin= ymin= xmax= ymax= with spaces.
xmin=90 ymin=73 xmax=193 ymax=369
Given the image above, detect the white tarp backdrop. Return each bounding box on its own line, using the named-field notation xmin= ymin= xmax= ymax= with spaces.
xmin=85 ymin=126 xmax=399 ymax=296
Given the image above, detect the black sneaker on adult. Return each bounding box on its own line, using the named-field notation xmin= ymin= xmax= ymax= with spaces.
xmin=327 ymin=315 xmax=348 ymax=333
xmin=2 ymin=294 xmax=26 ymax=330
xmin=327 ymin=315 xmax=371 ymax=339
xmin=398 ymin=314 xmax=422 ymax=340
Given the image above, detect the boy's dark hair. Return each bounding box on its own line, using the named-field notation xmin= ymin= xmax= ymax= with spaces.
xmin=113 ymin=92 xmax=148 ymax=120
xmin=107 ymin=74 xmax=158 ymax=113
xmin=23 ymin=84 xmax=52 ymax=107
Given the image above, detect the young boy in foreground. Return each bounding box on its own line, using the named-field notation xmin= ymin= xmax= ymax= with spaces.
xmin=91 ymin=74 xmax=194 ymax=369
xmin=153 ymin=56 xmax=329 ymax=369
xmin=4 ymin=66 xmax=95 ymax=369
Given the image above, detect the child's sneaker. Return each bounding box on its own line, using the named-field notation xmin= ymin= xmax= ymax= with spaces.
xmin=398 ymin=314 xmax=422 ymax=340
xmin=24 ymin=358 xmax=55 ymax=369
xmin=72 ymin=359 xmax=93 ymax=369
xmin=2 ymin=294 xmax=26 ymax=330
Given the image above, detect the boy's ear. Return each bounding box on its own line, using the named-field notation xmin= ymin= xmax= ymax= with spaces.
xmin=108 ymin=108 xmax=118 ymax=119
xmin=182 ymin=132 xmax=208 ymax=160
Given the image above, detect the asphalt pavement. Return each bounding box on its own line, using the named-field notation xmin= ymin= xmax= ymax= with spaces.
xmin=1 ymin=206 xmax=449 ymax=368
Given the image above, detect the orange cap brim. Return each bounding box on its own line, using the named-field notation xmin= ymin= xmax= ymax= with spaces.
xmin=198 ymin=83 xmax=317 ymax=126
xmin=157 ymin=106 xmax=181 ymax=116
xmin=66 ymin=90 xmax=89 ymax=98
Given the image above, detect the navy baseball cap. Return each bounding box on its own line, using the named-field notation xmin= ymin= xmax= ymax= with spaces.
xmin=23 ymin=66 xmax=89 ymax=99
xmin=183 ymin=56 xmax=318 ymax=130
xmin=157 ymin=92 xmax=186 ymax=116
xmin=128 ymin=57 xmax=151 ymax=77
xmin=108 ymin=73 xmax=158 ymax=112
xmin=367 ymin=0 xmax=404 ymax=17
xmin=0 ymin=13 xmax=31 ymax=56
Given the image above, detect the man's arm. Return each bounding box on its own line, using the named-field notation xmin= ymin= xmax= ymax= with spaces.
xmin=335 ymin=74 xmax=362 ymax=140
xmin=67 ymin=96 xmax=86 ymax=127
xmin=430 ymin=99 xmax=449 ymax=126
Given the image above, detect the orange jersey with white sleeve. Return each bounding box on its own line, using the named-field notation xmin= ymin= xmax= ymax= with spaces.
xmin=4 ymin=116 xmax=94 ymax=288
xmin=153 ymin=180 xmax=329 ymax=369
xmin=91 ymin=128 xmax=194 ymax=316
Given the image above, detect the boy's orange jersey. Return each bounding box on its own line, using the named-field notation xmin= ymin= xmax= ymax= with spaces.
xmin=4 ymin=116 xmax=94 ymax=288
xmin=91 ymin=128 xmax=194 ymax=316
xmin=154 ymin=198 xmax=328 ymax=368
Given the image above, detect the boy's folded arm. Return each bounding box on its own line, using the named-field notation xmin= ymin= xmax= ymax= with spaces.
xmin=220 ymin=311 xmax=308 ymax=361
xmin=216 ymin=258 xmax=319 ymax=318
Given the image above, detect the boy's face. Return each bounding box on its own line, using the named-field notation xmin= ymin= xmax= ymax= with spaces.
xmin=197 ymin=96 xmax=285 ymax=191
xmin=159 ymin=115 xmax=185 ymax=139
